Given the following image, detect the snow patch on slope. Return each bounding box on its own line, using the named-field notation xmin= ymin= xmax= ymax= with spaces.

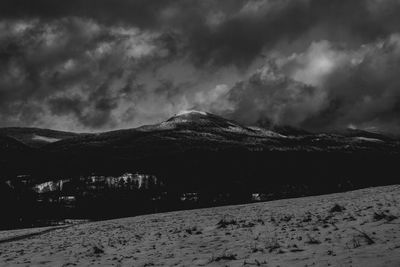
xmin=249 ymin=127 xmax=287 ymax=138
xmin=353 ymin=137 xmax=383 ymax=142
xmin=32 ymin=135 xmax=61 ymax=143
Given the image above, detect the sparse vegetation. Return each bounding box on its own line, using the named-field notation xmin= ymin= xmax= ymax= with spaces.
xmin=306 ymin=234 xmax=321 ymax=244
xmin=217 ymin=217 xmax=238 ymax=229
xmin=241 ymin=221 xmax=256 ymax=228
xmin=352 ymin=228 xmax=375 ymax=245
xmin=330 ymin=203 xmax=346 ymax=213
xmin=211 ymin=252 xmax=237 ymax=262
xmin=281 ymin=214 xmax=293 ymax=222
xmin=243 ymin=259 xmax=268 ymax=266
xmin=349 ymin=237 xmax=361 ymax=248
xmin=92 ymin=246 xmax=104 ymax=255
xmin=185 ymin=226 xmax=202 ymax=235
xmin=250 ymin=241 xmax=264 ymax=253
xmin=302 ymin=215 xmax=312 ymax=222
xmin=373 ymin=211 xmax=398 ymax=222
xmin=255 ymin=218 xmax=265 ymax=225
xmin=1 ymin=185 xmax=399 ymax=266
xmin=265 ymin=236 xmax=281 ymax=252
xmin=290 ymin=248 xmax=305 ymax=252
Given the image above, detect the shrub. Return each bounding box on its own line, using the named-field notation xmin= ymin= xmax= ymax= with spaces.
xmin=330 ymin=203 xmax=346 ymax=213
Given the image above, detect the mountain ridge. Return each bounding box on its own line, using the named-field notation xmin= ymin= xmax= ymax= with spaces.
xmin=1 ymin=111 xmax=399 ymax=228
xmin=0 ymin=111 xmax=399 ymax=154
xmin=0 ymin=127 xmax=82 ymax=148
xmin=1 ymin=111 xmax=396 ymax=148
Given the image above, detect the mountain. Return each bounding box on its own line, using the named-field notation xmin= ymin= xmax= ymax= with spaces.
xmin=2 ymin=111 xmax=397 ymax=155
xmin=0 ymin=134 xmax=34 ymax=178
xmin=44 ymin=110 xmax=268 ymax=155
xmin=43 ymin=110 xmax=400 ymax=155
xmin=0 ymin=127 xmax=81 ymax=148
xmin=1 ymin=111 xmax=399 ymax=229
xmin=0 ymin=134 xmax=30 ymax=154
xmin=1 ymin=110 xmax=399 ymax=187
xmin=335 ymin=128 xmax=394 ymax=142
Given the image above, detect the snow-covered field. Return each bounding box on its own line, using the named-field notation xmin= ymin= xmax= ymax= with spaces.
xmin=1 ymin=185 xmax=400 ymax=266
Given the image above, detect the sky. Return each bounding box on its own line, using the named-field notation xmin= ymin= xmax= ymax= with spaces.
xmin=2 ymin=0 xmax=400 ymax=133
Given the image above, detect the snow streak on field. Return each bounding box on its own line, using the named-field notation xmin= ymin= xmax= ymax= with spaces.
xmin=0 ymin=185 xmax=400 ymax=266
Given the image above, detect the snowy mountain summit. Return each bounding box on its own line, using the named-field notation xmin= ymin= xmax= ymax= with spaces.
xmin=175 ymin=110 xmax=208 ymax=116
xmin=161 ymin=110 xmax=253 ymax=133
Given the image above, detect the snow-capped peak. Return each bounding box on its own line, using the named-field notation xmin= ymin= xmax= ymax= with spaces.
xmin=176 ymin=110 xmax=207 ymax=116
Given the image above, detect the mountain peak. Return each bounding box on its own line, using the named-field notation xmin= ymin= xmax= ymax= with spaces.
xmin=158 ymin=110 xmax=253 ymax=132
xmin=166 ymin=110 xmax=215 ymax=125
xmin=175 ymin=110 xmax=208 ymax=117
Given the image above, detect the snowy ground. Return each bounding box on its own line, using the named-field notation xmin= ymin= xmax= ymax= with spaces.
xmin=0 ymin=185 xmax=400 ymax=266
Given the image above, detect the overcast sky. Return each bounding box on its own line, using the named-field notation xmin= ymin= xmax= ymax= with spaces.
xmin=2 ymin=0 xmax=400 ymax=133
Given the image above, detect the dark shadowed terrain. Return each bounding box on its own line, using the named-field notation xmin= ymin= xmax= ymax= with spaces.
xmin=0 ymin=111 xmax=399 ymax=229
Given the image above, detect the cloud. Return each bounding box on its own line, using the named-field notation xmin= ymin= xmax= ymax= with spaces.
xmin=307 ymin=34 xmax=400 ymax=132
xmin=2 ymin=1 xmax=400 ymax=133
xmin=0 ymin=18 xmax=175 ymax=131
xmin=3 ymin=0 xmax=400 ymax=67
xmin=206 ymin=35 xmax=400 ymax=133
xmin=219 ymin=60 xmax=327 ymax=126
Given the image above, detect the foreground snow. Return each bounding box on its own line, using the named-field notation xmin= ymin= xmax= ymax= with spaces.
xmin=1 ymin=185 xmax=400 ymax=266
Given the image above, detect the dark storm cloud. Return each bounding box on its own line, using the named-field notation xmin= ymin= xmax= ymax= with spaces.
xmin=213 ymin=36 xmax=400 ymax=133
xmin=3 ymin=0 xmax=400 ymax=66
xmin=187 ymin=0 xmax=400 ymax=67
xmin=0 ymin=0 xmax=175 ymax=27
xmin=0 ymin=17 xmax=176 ymax=130
xmin=2 ymin=0 xmax=400 ymax=132
xmin=302 ymin=36 xmax=400 ymax=132
xmin=48 ymin=77 xmax=120 ymax=128
xmin=48 ymin=94 xmax=118 ymax=128
xmin=214 ymin=60 xmax=326 ymax=127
